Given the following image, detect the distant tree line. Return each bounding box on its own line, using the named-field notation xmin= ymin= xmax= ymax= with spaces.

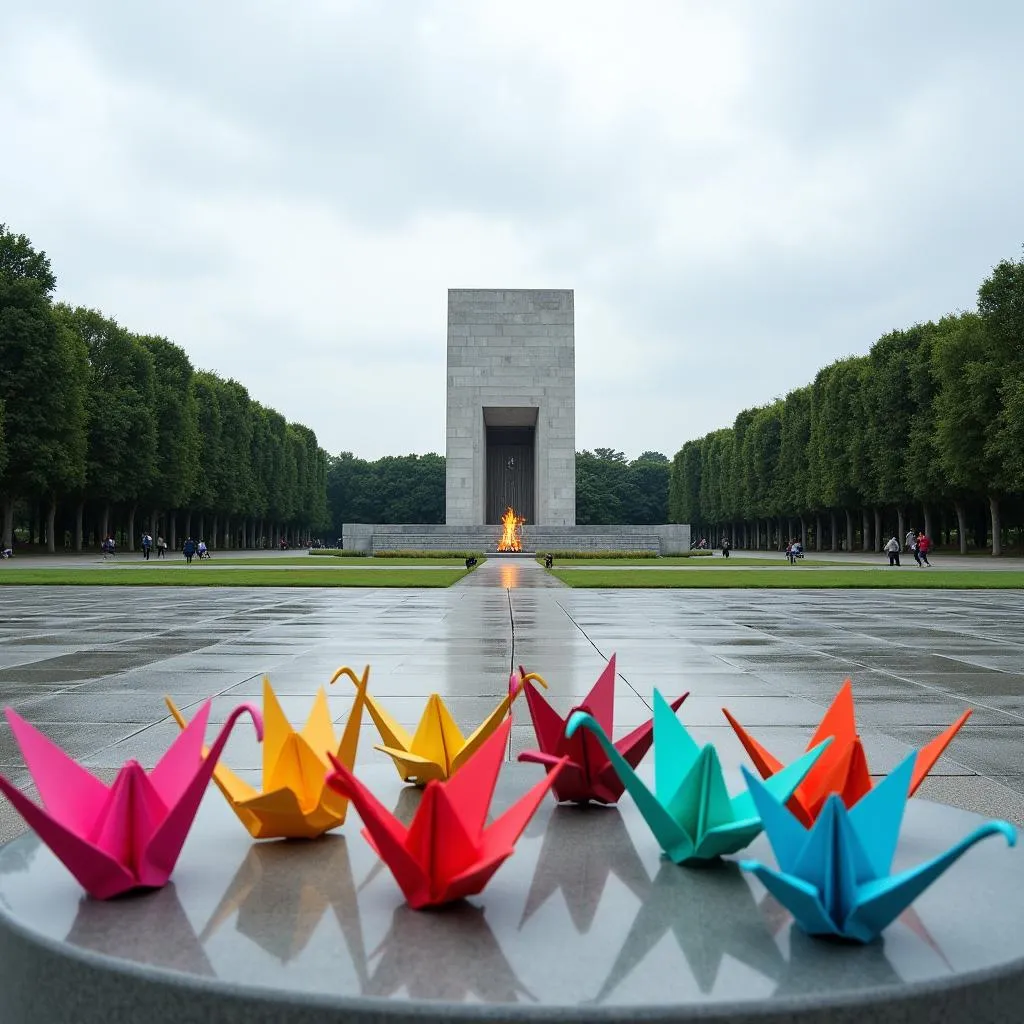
xmin=326 ymin=448 xmax=670 ymax=536
xmin=0 ymin=224 xmax=329 ymax=552
xmin=668 ymin=251 xmax=1024 ymax=555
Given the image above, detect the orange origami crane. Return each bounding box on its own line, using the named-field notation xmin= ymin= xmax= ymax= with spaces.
xmin=165 ymin=668 xmax=368 ymax=839
xmin=723 ymin=679 xmax=971 ymax=825
xmin=331 ymin=664 xmax=536 ymax=786
xmin=326 ymin=716 xmax=566 ymax=909
xmin=517 ymin=654 xmax=688 ymax=804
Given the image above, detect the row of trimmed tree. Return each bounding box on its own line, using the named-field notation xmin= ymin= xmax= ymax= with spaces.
xmin=669 ymin=251 xmax=1024 ymax=555
xmin=0 ymin=224 xmax=329 ymax=552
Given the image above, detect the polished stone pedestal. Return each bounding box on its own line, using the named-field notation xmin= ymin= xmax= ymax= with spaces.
xmin=0 ymin=766 xmax=1021 ymax=1024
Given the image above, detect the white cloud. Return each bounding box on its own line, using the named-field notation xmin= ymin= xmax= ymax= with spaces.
xmin=2 ymin=1 xmax=1024 ymax=459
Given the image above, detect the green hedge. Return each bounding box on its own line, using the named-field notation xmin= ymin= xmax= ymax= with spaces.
xmin=536 ymin=549 xmax=715 ymax=561
xmin=372 ymin=550 xmax=485 ymax=559
xmin=307 ymin=549 xmax=368 ymax=558
xmin=534 ymin=550 xmax=659 ymax=560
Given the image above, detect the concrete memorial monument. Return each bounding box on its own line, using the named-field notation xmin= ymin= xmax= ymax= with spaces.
xmin=344 ymin=289 xmax=690 ymax=554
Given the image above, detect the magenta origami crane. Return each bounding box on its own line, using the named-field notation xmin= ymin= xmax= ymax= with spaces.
xmin=326 ymin=717 xmax=566 ymax=909
xmin=516 ymin=654 xmax=688 ymax=804
xmin=0 ymin=701 xmax=262 ymax=899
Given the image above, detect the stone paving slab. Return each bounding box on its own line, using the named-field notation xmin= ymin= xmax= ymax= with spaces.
xmin=0 ymin=566 xmax=1022 ymax=847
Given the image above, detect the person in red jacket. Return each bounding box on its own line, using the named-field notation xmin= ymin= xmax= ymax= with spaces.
xmin=917 ymin=532 xmax=932 ymax=567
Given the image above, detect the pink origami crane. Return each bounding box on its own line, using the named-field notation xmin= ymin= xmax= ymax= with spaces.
xmin=0 ymin=701 xmax=262 ymax=899
xmin=326 ymin=717 xmax=566 ymax=909
xmin=516 ymin=654 xmax=688 ymax=804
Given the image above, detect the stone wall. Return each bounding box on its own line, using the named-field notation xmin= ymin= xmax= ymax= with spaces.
xmin=446 ymin=289 xmax=575 ymax=526
xmin=342 ymin=523 xmax=691 ymax=555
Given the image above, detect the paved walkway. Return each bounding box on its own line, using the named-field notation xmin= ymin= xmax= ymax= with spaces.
xmin=1 ymin=560 xmax=1023 ymax=843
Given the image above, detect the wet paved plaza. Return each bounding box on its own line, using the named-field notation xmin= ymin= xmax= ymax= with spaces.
xmin=1 ymin=558 xmax=1023 ymax=842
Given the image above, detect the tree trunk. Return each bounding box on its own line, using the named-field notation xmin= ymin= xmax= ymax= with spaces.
xmin=989 ymin=495 xmax=1002 ymax=556
xmin=45 ymin=498 xmax=56 ymax=553
xmin=845 ymin=509 xmax=854 ymax=552
xmin=75 ymin=502 xmax=84 ymax=552
xmin=861 ymin=509 xmax=871 ymax=551
xmin=897 ymin=507 xmax=905 ymax=548
xmin=197 ymin=514 xmax=204 ymax=545
xmin=127 ymin=506 xmax=136 ymax=552
xmin=829 ymin=511 xmax=836 ymax=551
xmin=2 ymin=498 xmax=13 ymax=550
xmin=169 ymin=513 xmax=177 ymax=551
xmin=224 ymin=517 xmax=231 ymax=550
xmin=210 ymin=515 xmax=218 ymax=550
xmin=871 ymin=507 xmax=881 ymax=551
xmin=923 ymin=505 xmax=933 ymax=545
xmin=953 ymin=501 xmax=968 ymax=554
xmin=100 ymin=504 xmax=110 ymax=546
xmin=800 ymin=516 xmax=807 ymax=549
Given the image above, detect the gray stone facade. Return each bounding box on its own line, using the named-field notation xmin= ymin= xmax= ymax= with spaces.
xmin=446 ymin=289 xmax=575 ymax=526
xmin=343 ymin=523 xmax=691 ymax=555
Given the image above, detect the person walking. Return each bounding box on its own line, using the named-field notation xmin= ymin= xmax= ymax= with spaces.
xmin=905 ymin=528 xmax=916 ymax=554
xmin=721 ymin=537 xmax=731 ymax=559
xmin=885 ymin=535 xmax=901 ymax=566
xmin=141 ymin=533 xmax=152 ymax=560
xmin=918 ymin=532 xmax=932 ymax=567
xmin=156 ymin=535 xmax=166 ymax=558
xmin=183 ymin=537 xmax=196 ymax=565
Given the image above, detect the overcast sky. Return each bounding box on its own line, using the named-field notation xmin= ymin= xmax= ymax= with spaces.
xmin=4 ymin=2 xmax=1023 ymax=460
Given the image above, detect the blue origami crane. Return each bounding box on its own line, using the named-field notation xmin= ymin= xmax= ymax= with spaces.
xmin=565 ymin=691 xmax=830 ymax=865
xmin=739 ymin=753 xmax=1018 ymax=943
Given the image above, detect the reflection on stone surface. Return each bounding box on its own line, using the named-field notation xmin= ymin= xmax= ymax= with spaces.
xmin=200 ymin=836 xmax=369 ymax=978
xmin=773 ymin=927 xmax=904 ymax=995
xmin=594 ymin=861 xmax=786 ymax=1000
xmin=520 ymin=805 xmax=650 ymax=933
xmin=758 ymin=890 xmax=954 ymax=978
xmin=66 ymin=883 xmax=214 ymax=977
xmin=365 ymin=902 xmax=534 ymax=1003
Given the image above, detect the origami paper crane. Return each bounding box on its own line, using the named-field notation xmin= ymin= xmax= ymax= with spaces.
xmin=516 ymin=654 xmax=688 ymax=804
xmin=723 ymin=679 xmax=971 ymax=824
xmin=332 ymin=663 xmax=530 ymax=786
xmin=165 ymin=668 xmax=367 ymax=839
xmin=325 ymin=717 xmax=566 ymax=908
xmin=0 ymin=701 xmax=262 ymax=899
xmin=566 ymin=690 xmax=830 ymax=865
xmin=740 ymin=753 xmax=1017 ymax=943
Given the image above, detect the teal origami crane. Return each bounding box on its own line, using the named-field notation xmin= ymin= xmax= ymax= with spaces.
xmin=565 ymin=690 xmax=830 ymax=865
xmin=739 ymin=753 xmax=1017 ymax=943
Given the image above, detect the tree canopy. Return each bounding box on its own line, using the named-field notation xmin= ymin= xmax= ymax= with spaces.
xmin=669 ymin=249 xmax=1024 ymax=554
xmin=0 ymin=226 xmax=330 ymax=551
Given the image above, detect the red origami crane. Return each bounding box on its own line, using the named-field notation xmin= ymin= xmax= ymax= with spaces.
xmin=0 ymin=701 xmax=262 ymax=899
xmin=326 ymin=717 xmax=566 ymax=909
xmin=516 ymin=654 xmax=688 ymax=804
xmin=723 ymin=678 xmax=971 ymax=825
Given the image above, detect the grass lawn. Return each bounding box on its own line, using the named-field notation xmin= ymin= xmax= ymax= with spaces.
xmin=543 ymin=556 xmax=846 ymax=567
xmin=185 ymin=556 xmax=476 ymax=567
xmin=550 ymin=568 xmax=1024 ymax=589
xmin=0 ymin=567 xmax=469 ymax=588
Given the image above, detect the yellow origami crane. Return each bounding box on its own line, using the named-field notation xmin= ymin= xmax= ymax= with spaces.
xmin=330 ymin=665 xmax=542 ymax=786
xmin=165 ymin=668 xmax=368 ymax=839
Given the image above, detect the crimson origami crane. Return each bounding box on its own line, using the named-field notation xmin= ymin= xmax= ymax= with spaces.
xmin=516 ymin=654 xmax=688 ymax=804
xmin=723 ymin=679 xmax=972 ymax=825
xmin=0 ymin=701 xmax=262 ymax=899
xmin=326 ymin=717 xmax=566 ymax=909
